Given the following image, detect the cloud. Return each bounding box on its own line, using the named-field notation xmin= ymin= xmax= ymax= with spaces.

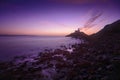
xmin=84 ymin=10 xmax=103 ymax=29
xmin=79 ymin=9 xmax=103 ymax=34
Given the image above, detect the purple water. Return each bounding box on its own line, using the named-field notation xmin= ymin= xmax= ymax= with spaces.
xmin=0 ymin=36 xmax=79 ymax=61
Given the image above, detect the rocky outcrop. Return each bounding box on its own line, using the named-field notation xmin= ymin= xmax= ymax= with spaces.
xmin=66 ymin=29 xmax=89 ymax=41
xmin=91 ymin=20 xmax=120 ymax=40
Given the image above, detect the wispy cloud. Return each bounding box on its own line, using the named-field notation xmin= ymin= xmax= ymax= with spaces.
xmin=84 ymin=11 xmax=103 ymax=28
xmin=79 ymin=9 xmax=103 ymax=34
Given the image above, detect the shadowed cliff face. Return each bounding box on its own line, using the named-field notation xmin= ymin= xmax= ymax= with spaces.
xmin=89 ymin=20 xmax=120 ymax=55
xmin=91 ymin=20 xmax=120 ymax=38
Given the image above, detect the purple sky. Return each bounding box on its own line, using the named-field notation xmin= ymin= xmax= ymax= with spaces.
xmin=0 ymin=0 xmax=120 ymax=36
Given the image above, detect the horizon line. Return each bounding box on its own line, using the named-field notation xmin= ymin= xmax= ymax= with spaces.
xmin=0 ymin=34 xmax=66 ymax=37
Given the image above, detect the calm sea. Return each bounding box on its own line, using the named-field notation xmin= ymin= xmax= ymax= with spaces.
xmin=0 ymin=36 xmax=79 ymax=61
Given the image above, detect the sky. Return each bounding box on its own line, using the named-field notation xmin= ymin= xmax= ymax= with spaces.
xmin=0 ymin=0 xmax=120 ymax=36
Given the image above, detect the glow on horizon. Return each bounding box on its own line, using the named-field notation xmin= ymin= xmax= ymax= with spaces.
xmin=0 ymin=0 xmax=120 ymax=36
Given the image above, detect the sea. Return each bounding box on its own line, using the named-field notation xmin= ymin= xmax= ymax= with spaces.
xmin=0 ymin=36 xmax=80 ymax=61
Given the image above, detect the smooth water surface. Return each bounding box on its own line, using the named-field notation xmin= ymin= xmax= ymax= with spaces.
xmin=0 ymin=36 xmax=80 ymax=61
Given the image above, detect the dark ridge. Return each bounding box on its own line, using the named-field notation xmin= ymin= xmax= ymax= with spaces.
xmin=88 ymin=20 xmax=120 ymax=57
xmin=91 ymin=20 xmax=120 ymax=38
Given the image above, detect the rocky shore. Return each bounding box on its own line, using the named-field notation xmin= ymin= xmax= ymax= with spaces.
xmin=0 ymin=20 xmax=120 ymax=80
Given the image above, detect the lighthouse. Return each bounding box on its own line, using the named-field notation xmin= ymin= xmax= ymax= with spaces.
xmin=75 ymin=28 xmax=80 ymax=33
xmin=77 ymin=28 xmax=80 ymax=32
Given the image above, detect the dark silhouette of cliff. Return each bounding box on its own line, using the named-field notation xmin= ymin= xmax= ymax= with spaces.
xmin=91 ymin=20 xmax=120 ymax=38
xmin=91 ymin=20 xmax=120 ymax=43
